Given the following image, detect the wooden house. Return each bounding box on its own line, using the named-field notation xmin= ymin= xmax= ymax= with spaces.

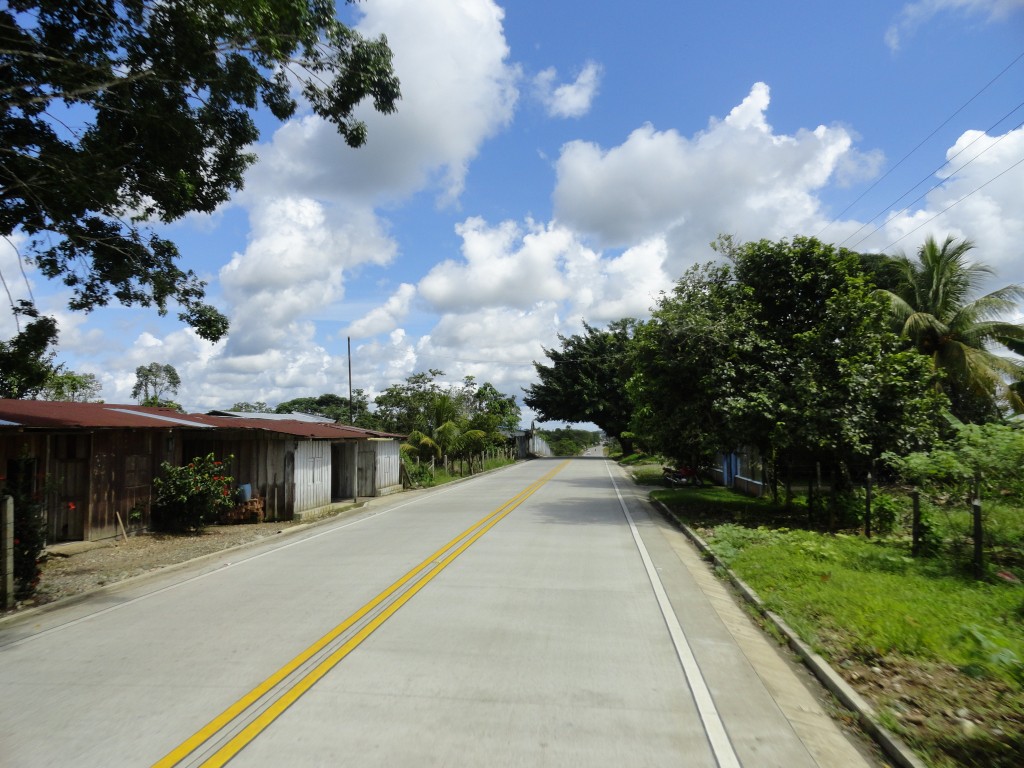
xmin=0 ymin=401 xmax=402 ymax=542
xmin=182 ymin=414 xmax=404 ymax=521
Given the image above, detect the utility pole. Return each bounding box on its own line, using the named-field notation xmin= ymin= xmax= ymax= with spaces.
xmin=348 ymin=336 xmax=353 ymax=424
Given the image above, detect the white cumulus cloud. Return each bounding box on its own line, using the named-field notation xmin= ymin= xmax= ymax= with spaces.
xmin=886 ymin=0 xmax=1024 ymax=51
xmin=249 ymin=0 xmax=519 ymax=207
xmin=552 ymin=82 xmax=873 ymax=273
xmin=534 ymin=60 xmax=603 ymax=118
xmin=345 ymin=283 xmax=417 ymax=339
xmin=418 ymin=218 xmax=572 ymax=311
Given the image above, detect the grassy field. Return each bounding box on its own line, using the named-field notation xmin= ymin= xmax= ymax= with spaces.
xmin=636 ymin=471 xmax=1024 ymax=768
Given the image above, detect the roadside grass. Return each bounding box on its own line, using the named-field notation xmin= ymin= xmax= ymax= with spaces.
xmin=410 ymin=456 xmax=518 ymax=488
xmin=618 ymin=452 xmax=667 ymax=467
xmin=482 ymin=456 xmax=517 ymax=473
xmin=653 ymin=484 xmax=1024 ymax=768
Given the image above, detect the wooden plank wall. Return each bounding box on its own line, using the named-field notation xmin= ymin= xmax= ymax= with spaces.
xmin=182 ymin=432 xmax=293 ymax=521
xmin=374 ymin=440 xmax=402 ymax=494
xmin=88 ymin=430 xmax=173 ymax=541
xmin=50 ymin=433 xmax=89 ymax=541
xmin=333 ymin=442 xmax=356 ymax=500
xmin=0 ymin=433 xmax=53 ymax=538
xmin=358 ymin=442 xmax=376 ymax=497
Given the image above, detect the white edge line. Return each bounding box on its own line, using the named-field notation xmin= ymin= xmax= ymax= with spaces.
xmin=606 ymin=464 xmax=742 ymax=768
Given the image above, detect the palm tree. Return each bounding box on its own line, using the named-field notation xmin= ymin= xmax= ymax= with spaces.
xmin=878 ymin=235 xmax=1024 ymax=421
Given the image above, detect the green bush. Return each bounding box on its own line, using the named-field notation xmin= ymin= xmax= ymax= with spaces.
xmin=871 ymin=492 xmax=906 ymax=535
xmin=152 ymin=453 xmax=235 ymax=533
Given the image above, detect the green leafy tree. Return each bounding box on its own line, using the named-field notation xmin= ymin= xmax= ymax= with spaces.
xmin=0 ymin=301 xmax=58 ymax=398
xmin=229 ymin=401 xmax=272 ymax=413
xmin=384 ymin=374 xmax=520 ymax=468
xmin=373 ymin=371 xmax=463 ymax=435
xmin=372 ymin=370 xmax=449 ymax=435
xmin=537 ymin=427 xmax=600 ymax=457
xmin=131 ymin=361 xmax=181 ymax=409
xmin=729 ymin=237 xmax=945 ymax=485
xmin=1 ymin=0 xmax=400 ymax=342
xmin=524 ymin=320 xmax=637 ymax=454
xmin=39 ymin=370 xmax=101 ymax=402
xmin=631 ymin=237 xmax=947 ymax=499
xmin=888 ymin=422 xmax=1024 ymax=502
xmin=274 ymin=391 xmax=373 ymax=424
xmin=876 ymin=235 xmax=1024 ymax=422
xmin=468 ymin=381 xmax=521 ymax=436
xmin=629 ymin=263 xmax=748 ymax=469
xmin=402 ymin=430 xmax=440 ymax=463
xmin=347 ymin=389 xmax=377 ymax=427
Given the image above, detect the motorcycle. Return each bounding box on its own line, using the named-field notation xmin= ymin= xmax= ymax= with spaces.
xmin=662 ymin=465 xmax=703 ymax=488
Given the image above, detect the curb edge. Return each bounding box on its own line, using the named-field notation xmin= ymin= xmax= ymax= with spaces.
xmin=652 ymin=499 xmax=929 ymax=768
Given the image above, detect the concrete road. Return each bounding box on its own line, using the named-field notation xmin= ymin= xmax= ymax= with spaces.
xmin=0 ymin=459 xmax=875 ymax=767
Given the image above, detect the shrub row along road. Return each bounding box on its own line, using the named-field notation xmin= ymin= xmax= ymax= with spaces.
xmin=0 ymin=459 xmax=873 ymax=767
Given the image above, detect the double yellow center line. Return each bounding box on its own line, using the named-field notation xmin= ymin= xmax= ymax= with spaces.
xmin=154 ymin=460 xmax=569 ymax=768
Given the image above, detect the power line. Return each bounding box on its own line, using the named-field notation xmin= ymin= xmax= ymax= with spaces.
xmin=845 ymin=114 xmax=1024 ymax=251
xmin=878 ymin=152 xmax=1024 ymax=253
xmin=839 ymin=101 xmax=1024 ymax=249
xmin=815 ymin=47 xmax=1024 ymax=240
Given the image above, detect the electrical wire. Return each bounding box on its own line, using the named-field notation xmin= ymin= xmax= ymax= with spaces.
xmin=840 ymin=102 xmax=1024 ymax=250
xmin=815 ymin=47 xmax=1024 ymax=241
xmin=877 ymin=152 xmax=1024 ymax=253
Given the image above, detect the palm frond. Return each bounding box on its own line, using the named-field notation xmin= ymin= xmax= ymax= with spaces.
xmin=902 ymin=311 xmax=948 ymax=342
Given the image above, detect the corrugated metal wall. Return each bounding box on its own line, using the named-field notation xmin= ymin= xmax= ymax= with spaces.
xmin=293 ymin=439 xmax=331 ymax=514
xmin=374 ymin=440 xmax=402 ymax=494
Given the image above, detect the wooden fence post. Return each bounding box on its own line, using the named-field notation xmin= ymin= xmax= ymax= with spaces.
xmin=972 ymin=474 xmax=984 ymax=579
xmin=1 ymin=495 xmax=13 ymax=610
xmin=911 ymin=490 xmax=921 ymax=556
xmin=864 ymin=471 xmax=873 ymax=539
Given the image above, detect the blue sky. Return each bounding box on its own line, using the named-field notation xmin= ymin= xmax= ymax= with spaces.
xmin=3 ymin=0 xmax=1024 ymax=424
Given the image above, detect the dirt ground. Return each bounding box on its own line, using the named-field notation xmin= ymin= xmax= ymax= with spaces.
xmin=12 ymin=520 xmax=302 ymax=611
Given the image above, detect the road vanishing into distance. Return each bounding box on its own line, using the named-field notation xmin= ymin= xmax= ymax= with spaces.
xmin=0 ymin=458 xmax=875 ymax=767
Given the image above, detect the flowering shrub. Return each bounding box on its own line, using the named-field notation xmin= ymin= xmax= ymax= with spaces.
xmin=152 ymin=453 xmax=235 ymax=533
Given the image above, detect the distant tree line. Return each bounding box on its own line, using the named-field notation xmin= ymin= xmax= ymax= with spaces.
xmin=537 ymin=428 xmax=602 ymax=457
xmin=230 ymin=371 xmax=524 ymax=474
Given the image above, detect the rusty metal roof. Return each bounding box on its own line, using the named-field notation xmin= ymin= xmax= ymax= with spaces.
xmin=185 ymin=413 xmax=403 ymax=440
xmin=0 ymin=400 xmax=213 ymax=429
xmin=0 ymin=400 xmax=403 ymax=440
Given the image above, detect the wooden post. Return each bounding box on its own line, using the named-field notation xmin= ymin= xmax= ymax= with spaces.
xmin=351 ymin=441 xmax=358 ymax=503
xmin=114 ymin=510 xmax=129 ymax=543
xmin=864 ymin=471 xmax=872 ymax=539
xmin=828 ymin=466 xmax=836 ymax=533
xmin=972 ymin=474 xmax=984 ymax=579
xmin=347 ymin=336 xmax=353 ymax=424
xmin=911 ymin=490 xmax=921 ymax=556
xmin=1 ymin=495 xmax=13 ymax=610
